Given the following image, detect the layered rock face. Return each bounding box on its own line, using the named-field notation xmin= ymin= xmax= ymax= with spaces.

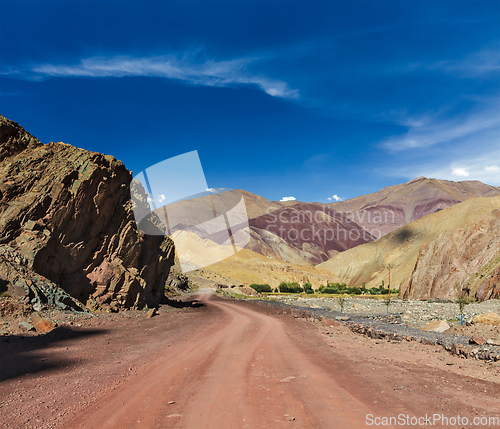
xmin=0 ymin=116 xmax=175 ymax=310
xmin=247 ymin=203 xmax=376 ymax=265
xmin=403 ymin=209 xmax=500 ymax=300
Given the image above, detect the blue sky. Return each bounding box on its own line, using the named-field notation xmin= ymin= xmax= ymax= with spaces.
xmin=1 ymin=1 xmax=499 ymax=203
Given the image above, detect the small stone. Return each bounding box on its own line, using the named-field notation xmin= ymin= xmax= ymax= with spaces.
xmin=286 ymin=416 xmax=295 ymax=421
xmin=146 ymin=308 xmax=157 ymax=318
xmin=18 ymin=322 xmax=35 ymax=332
xmin=422 ymin=320 xmax=449 ymax=333
xmin=469 ymin=336 xmax=486 ymax=346
xmin=167 ymin=401 xmax=175 ymax=405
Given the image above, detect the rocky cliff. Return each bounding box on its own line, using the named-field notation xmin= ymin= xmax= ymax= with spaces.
xmin=403 ymin=208 xmax=500 ymax=300
xmin=0 ymin=116 xmax=175 ymax=311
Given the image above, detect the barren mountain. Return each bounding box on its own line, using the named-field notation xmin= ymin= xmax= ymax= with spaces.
xmin=161 ymin=178 xmax=500 ymax=268
xmin=154 ymin=189 xmax=285 ymax=232
xmin=246 ymin=203 xmax=375 ymax=265
xmin=329 ymin=176 xmax=500 ymax=237
xmin=159 ymin=193 xmax=375 ymax=266
xmin=318 ymin=196 xmax=500 ymax=300
xmin=0 ymin=115 xmax=174 ymax=310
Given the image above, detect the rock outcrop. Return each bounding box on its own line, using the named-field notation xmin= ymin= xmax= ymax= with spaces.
xmin=403 ymin=208 xmax=500 ymax=300
xmin=475 ymin=267 xmax=500 ymax=301
xmin=0 ymin=115 xmax=175 ymax=310
xmin=0 ymin=245 xmax=86 ymax=311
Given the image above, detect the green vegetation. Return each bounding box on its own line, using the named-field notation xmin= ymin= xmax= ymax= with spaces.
xmin=337 ymin=295 xmax=347 ymax=313
xmin=278 ymin=282 xmax=304 ymax=293
xmin=318 ymin=281 xmax=397 ymax=296
xmin=249 ymin=283 xmax=272 ymax=293
xmin=303 ymin=282 xmax=314 ymax=294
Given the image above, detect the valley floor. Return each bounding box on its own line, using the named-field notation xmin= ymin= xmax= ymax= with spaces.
xmin=0 ymin=291 xmax=499 ymax=428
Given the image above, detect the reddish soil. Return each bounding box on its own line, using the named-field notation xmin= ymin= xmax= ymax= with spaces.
xmin=1 ymin=291 xmax=499 ymax=428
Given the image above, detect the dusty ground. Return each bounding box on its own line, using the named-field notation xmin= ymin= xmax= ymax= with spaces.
xmin=1 ymin=291 xmax=499 ymax=429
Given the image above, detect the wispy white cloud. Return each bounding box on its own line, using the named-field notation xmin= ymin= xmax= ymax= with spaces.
xmin=280 ymin=196 xmax=296 ymax=202
xmin=386 ymin=146 xmax=500 ymax=186
xmin=4 ymin=54 xmax=299 ymax=99
xmin=381 ymin=100 xmax=500 ymax=151
xmin=431 ymin=47 xmax=500 ymax=77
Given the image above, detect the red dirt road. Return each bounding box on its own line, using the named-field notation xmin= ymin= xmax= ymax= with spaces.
xmin=1 ymin=291 xmax=498 ymax=428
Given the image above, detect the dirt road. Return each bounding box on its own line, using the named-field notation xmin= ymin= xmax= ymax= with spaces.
xmin=1 ymin=291 xmax=498 ymax=428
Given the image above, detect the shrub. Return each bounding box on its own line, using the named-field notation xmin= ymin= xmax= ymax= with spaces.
xmin=303 ymin=282 xmax=313 ymax=293
xmin=337 ymin=295 xmax=347 ymax=313
xmin=278 ymin=282 xmax=304 ymax=293
xmin=249 ymin=284 xmax=272 ymax=293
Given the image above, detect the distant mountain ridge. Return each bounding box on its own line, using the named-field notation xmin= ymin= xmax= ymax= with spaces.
xmin=242 ymin=177 xmax=500 ymax=264
xmin=327 ymin=176 xmax=500 ymax=237
xmin=157 ymin=177 xmax=500 ymax=268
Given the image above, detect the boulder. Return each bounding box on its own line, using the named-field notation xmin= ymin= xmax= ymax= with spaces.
xmin=0 ymin=116 xmax=175 ymax=310
xmin=31 ymin=313 xmax=57 ymax=334
xmin=422 ymin=320 xmax=450 ymax=333
xmin=472 ymin=313 xmax=500 ymax=326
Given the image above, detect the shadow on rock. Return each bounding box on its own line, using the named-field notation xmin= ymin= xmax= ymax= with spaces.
xmin=393 ymin=227 xmax=414 ymax=244
xmin=0 ymin=326 xmax=106 ymax=382
xmin=163 ymin=297 xmax=206 ymax=309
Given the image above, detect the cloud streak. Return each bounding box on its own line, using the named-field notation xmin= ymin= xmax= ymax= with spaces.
xmin=431 ymin=47 xmax=500 ymax=77
xmin=381 ymin=101 xmax=500 ymax=151
xmin=5 ymin=54 xmax=299 ymax=99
